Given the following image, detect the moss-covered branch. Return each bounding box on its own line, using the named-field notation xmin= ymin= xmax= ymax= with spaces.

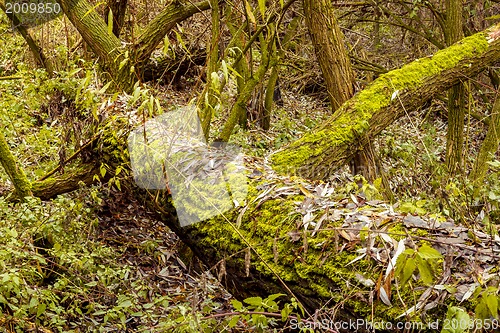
xmin=133 ymin=0 xmax=210 ymax=66
xmin=0 ymin=131 xmax=31 ymax=199
xmin=59 ymin=0 xmax=135 ymax=92
xmin=271 ymin=24 xmax=500 ymax=180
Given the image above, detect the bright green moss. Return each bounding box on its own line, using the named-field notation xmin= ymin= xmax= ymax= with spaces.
xmin=271 ymin=31 xmax=490 ymax=176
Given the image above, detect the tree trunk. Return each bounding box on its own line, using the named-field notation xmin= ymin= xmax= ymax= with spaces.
xmin=303 ymin=0 xmax=354 ymax=110
xmin=133 ymin=0 xmax=210 ymax=68
xmin=271 ymin=24 xmax=500 ymax=180
xmin=0 ymin=2 xmax=53 ymax=76
xmin=59 ymin=0 xmax=209 ymax=92
xmin=104 ymin=0 xmax=128 ymax=37
xmin=303 ymin=0 xmax=383 ymax=184
xmin=0 ymin=131 xmax=32 ymax=199
xmin=59 ymin=0 xmax=136 ymax=92
xmin=471 ymin=92 xmax=500 ymax=189
xmin=445 ymin=0 xmax=465 ymax=175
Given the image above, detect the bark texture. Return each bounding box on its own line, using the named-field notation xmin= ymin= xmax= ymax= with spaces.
xmin=445 ymin=0 xmax=466 ymax=174
xmin=59 ymin=0 xmax=135 ymax=92
xmin=0 ymin=131 xmax=32 ymax=199
xmin=303 ymin=0 xmax=354 ymax=110
xmin=271 ymin=25 xmax=500 ymax=180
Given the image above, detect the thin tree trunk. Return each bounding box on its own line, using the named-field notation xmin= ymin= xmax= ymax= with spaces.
xmin=0 ymin=2 xmax=53 ymax=76
xmin=303 ymin=0 xmax=383 ymax=185
xmin=303 ymin=0 xmax=354 ymax=110
xmin=0 ymin=131 xmax=32 ymax=199
xmin=104 ymin=0 xmax=128 ymax=37
xmin=200 ymin=0 xmax=221 ymax=141
xmin=445 ymin=0 xmax=465 ymax=175
xmin=471 ymin=92 xmax=500 ymax=189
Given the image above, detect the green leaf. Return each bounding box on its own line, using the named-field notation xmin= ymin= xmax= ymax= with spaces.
xmin=265 ymin=293 xmax=285 ymax=302
xmin=29 ymin=297 xmax=39 ymax=309
xmin=118 ymin=300 xmax=132 ymax=308
xmin=441 ymin=306 xmax=470 ymax=333
xmin=475 ymin=299 xmax=489 ymax=320
xmin=231 ymin=299 xmax=243 ymax=311
xmin=418 ymin=244 xmax=442 ymax=260
xmin=415 ymin=254 xmax=434 ymax=285
xmin=228 ymin=315 xmax=240 ymax=328
xmin=258 ymin=0 xmax=265 ymax=18
xmin=485 ymin=291 xmax=498 ymax=317
xmin=400 ymin=257 xmax=416 ymax=286
xmin=107 ymin=9 xmax=114 ymax=35
xmin=244 ymin=296 xmax=263 ymax=307
xmin=100 ymin=164 xmax=107 ymax=178
xmin=36 ymin=303 xmax=46 ymax=317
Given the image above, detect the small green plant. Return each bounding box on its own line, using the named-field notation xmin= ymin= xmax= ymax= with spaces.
xmin=395 ymin=243 xmax=443 ymax=287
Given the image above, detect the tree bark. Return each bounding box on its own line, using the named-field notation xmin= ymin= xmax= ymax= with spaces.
xmin=133 ymin=0 xmax=210 ymax=68
xmin=445 ymin=0 xmax=465 ymax=175
xmin=104 ymin=0 xmax=128 ymax=37
xmin=271 ymin=24 xmax=500 ymax=180
xmin=471 ymin=92 xmax=500 ymax=189
xmin=303 ymin=0 xmax=384 ymax=185
xmin=59 ymin=0 xmax=135 ymax=92
xmin=0 ymin=130 xmax=32 ymax=199
xmin=59 ymin=0 xmax=209 ymax=92
xmin=303 ymin=0 xmax=354 ymax=111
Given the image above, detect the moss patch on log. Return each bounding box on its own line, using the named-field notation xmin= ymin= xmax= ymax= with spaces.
xmin=270 ymin=30 xmax=490 ymax=177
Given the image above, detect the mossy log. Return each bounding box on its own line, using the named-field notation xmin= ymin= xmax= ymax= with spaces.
xmin=271 ymin=23 xmax=500 ymax=180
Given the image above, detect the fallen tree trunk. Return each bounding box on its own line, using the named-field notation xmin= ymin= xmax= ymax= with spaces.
xmin=271 ymin=23 xmax=500 ymax=180
xmin=28 ymin=24 xmax=500 ymax=330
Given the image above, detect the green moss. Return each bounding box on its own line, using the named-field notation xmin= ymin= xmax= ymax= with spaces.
xmin=271 ymin=31 xmax=490 ymax=176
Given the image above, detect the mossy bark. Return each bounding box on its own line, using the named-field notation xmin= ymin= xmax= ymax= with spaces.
xmin=271 ymin=24 xmax=500 ymax=180
xmin=60 ymin=0 xmax=135 ymax=92
xmin=0 ymin=131 xmax=32 ymax=199
xmin=31 ymin=164 xmax=98 ymax=200
xmin=59 ymin=0 xmax=209 ymax=92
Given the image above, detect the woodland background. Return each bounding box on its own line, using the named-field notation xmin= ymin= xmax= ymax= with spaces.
xmin=0 ymin=0 xmax=500 ymax=332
